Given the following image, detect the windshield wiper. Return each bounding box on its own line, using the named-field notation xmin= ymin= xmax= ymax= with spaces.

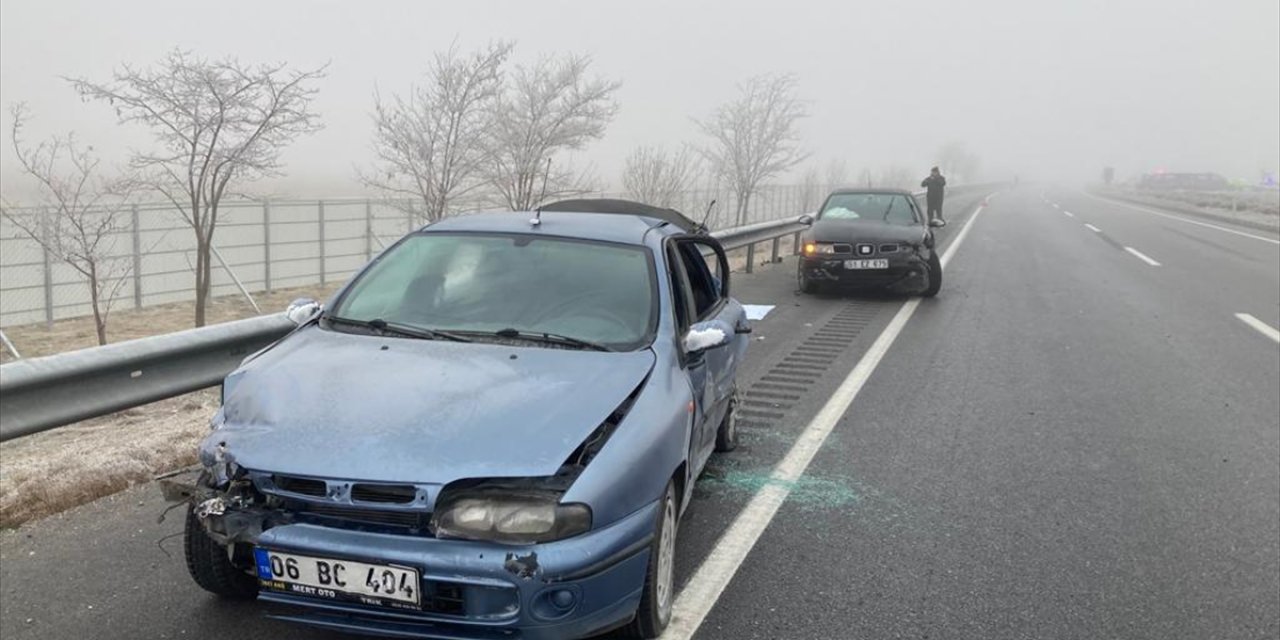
xmin=324 ymin=315 xmax=471 ymax=342
xmin=881 ymin=199 xmax=897 ymax=221
xmin=474 ymin=328 xmax=613 ymax=352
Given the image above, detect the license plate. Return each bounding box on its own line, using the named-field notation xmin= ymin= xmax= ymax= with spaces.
xmin=844 ymin=259 xmax=889 ymax=269
xmin=254 ymin=549 xmax=421 ymax=609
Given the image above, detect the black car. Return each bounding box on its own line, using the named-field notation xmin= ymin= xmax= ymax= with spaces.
xmin=797 ymin=188 xmax=944 ymax=296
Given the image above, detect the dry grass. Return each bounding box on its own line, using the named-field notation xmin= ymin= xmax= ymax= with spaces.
xmin=0 ymin=390 xmax=216 ymax=528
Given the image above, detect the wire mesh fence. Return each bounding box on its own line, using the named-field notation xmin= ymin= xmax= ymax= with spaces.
xmin=0 ymin=183 xmax=836 ymax=328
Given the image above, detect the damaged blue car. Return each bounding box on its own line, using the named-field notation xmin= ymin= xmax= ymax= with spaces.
xmin=168 ymin=199 xmax=750 ymax=639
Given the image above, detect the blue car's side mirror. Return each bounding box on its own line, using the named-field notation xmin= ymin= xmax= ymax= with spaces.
xmin=286 ymin=298 xmax=322 ymax=325
xmin=683 ymin=319 xmax=735 ymax=353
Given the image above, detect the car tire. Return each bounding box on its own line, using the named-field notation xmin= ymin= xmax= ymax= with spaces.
xmin=624 ymin=480 xmax=679 ymax=639
xmin=184 ymin=504 xmax=259 ymax=599
xmin=921 ymin=251 xmax=942 ymax=297
xmin=798 ymin=268 xmax=818 ymax=294
xmin=714 ymin=389 xmax=739 ymax=452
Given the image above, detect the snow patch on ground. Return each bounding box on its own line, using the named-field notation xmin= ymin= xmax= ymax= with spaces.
xmin=742 ymin=304 xmax=775 ymax=320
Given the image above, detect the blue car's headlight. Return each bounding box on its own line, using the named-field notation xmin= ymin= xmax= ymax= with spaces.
xmin=433 ymin=488 xmax=591 ymax=544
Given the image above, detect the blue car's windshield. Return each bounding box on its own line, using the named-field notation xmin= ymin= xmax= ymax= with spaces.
xmin=819 ymin=193 xmax=919 ymax=226
xmin=330 ymin=233 xmax=656 ymax=350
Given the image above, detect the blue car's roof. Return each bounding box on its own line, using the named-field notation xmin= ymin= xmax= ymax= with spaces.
xmin=422 ymin=210 xmax=673 ymax=246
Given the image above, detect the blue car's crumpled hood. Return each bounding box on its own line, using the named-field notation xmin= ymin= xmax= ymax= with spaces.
xmin=213 ymin=327 xmax=656 ymax=484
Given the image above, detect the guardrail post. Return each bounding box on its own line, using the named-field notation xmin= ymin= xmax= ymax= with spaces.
xmin=745 ymin=243 xmax=755 ymax=274
xmin=771 ymin=237 xmax=780 ymax=263
xmin=318 ymin=200 xmax=326 ymax=284
xmin=262 ymin=202 xmax=272 ymax=292
xmin=365 ymin=200 xmax=374 ymax=260
xmin=131 ymin=205 xmax=143 ymax=309
xmin=793 ymin=231 xmax=802 ymax=255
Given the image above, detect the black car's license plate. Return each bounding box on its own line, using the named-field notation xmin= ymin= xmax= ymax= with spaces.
xmin=844 ymin=259 xmax=889 ymax=269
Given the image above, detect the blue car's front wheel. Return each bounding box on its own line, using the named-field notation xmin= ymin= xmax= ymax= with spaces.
xmin=184 ymin=504 xmax=258 ymax=599
xmin=624 ymin=480 xmax=678 ymax=638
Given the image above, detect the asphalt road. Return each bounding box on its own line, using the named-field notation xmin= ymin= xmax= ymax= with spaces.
xmin=692 ymin=187 xmax=1280 ymax=640
xmin=2 ymin=187 xmax=1277 ymax=640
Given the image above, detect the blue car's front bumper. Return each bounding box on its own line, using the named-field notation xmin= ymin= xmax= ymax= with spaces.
xmin=252 ymin=501 xmax=657 ymax=640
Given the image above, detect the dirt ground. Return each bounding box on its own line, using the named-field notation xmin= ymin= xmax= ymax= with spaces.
xmin=0 ymin=244 xmax=789 ymax=529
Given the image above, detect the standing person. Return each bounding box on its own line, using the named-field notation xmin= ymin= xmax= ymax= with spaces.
xmin=921 ymin=166 xmax=947 ymax=224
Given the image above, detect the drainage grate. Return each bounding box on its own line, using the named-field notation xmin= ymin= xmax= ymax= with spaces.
xmin=782 ymin=356 xmax=836 ymax=365
xmin=746 ymin=390 xmax=802 ymax=401
xmin=728 ymin=302 xmax=886 ymax=449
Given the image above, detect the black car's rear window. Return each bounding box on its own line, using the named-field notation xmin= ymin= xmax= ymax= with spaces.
xmin=820 ymin=193 xmax=919 ymax=226
xmin=331 ymin=233 xmax=657 ymax=350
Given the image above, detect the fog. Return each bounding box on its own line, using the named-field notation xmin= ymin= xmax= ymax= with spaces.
xmin=1 ymin=0 xmax=1277 ymax=200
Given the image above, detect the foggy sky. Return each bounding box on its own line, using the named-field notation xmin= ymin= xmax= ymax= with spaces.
xmin=1 ymin=0 xmax=1277 ymax=200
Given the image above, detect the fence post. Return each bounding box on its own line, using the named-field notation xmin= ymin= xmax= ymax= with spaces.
xmin=41 ymin=242 xmax=53 ymax=328
xmin=262 ymin=201 xmax=272 ymax=292
xmin=318 ymin=200 xmax=326 ymax=284
xmin=365 ymin=200 xmax=374 ymax=260
xmin=131 ymin=205 xmax=143 ymax=309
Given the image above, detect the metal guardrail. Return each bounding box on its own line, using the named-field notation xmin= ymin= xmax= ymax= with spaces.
xmin=0 ymin=314 xmax=295 ymax=441
xmin=0 ymin=186 xmax=987 ymax=441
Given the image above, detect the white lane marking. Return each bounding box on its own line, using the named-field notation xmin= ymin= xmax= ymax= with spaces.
xmin=1085 ymin=223 xmax=1102 ymax=233
xmin=1124 ymin=246 xmax=1161 ymax=266
xmin=1063 ymin=210 xmax=1076 ymax=218
xmin=662 ymin=201 xmax=990 ymax=640
xmin=1235 ymin=313 xmax=1280 ymax=344
xmin=1052 ymin=203 xmax=1060 ymax=209
xmin=1084 ymin=192 xmax=1280 ymax=246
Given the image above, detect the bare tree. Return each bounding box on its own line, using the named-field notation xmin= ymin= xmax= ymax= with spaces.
xmin=362 ymin=41 xmax=512 ymax=224
xmin=696 ymin=73 xmax=809 ymax=226
xmin=1 ymin=104 xmax=133 ymax=344
xmin=937 ymin=140 xmax=981 ymax=183
xmin=825 ymin=159 xmax=848 ymax=188
xmin=485 ymin=54 xmax=620 ymax=211
xmin=877 ymin=165 xmax=916 ymax=189
xmin=621 ymin=145 xmax=701 ymax=209
xmin=67 ymin=50 xmax=325 ymax=326
xmin=798 ymin=165 xmax=822 ymax=212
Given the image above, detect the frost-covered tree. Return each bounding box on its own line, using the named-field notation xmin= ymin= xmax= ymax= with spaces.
xmin=69 ymin=50 xmax=325 ymax=326
xmin=363 ymin=41 xmax=512 ymax=223
xmin=621 ymin=145 xmax=701 ymax=209
xmin=484 ymin=54 xmax=620 ymax=211
xmin=696 ymin=73 xmax=809 ymax=226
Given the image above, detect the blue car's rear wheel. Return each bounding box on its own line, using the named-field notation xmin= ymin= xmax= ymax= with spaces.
xmin=714 ymin=388 xmax=739 ymax=452
xmin=624 ymin=480 xmax=678 ymax=638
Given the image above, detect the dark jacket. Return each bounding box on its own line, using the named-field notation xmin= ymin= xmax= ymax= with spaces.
xmin=921 ymin=174 xmax=946 ymax=202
